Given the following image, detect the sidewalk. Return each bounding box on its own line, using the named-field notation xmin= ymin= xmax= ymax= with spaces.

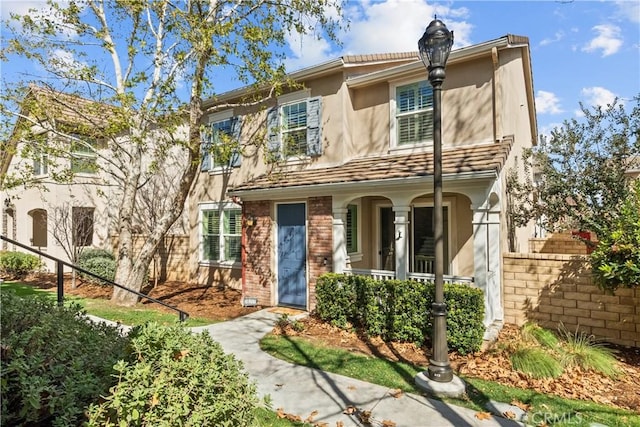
xmin=192 ymin=309 xmax=521 ymax=427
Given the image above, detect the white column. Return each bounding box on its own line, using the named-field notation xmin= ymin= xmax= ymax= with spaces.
xmin=472 ymin=206 xmax=490 ymax=326
xmin=332 ymin=207 xmax=348 ymax=273
xmin=393 ymin=205 xmax=410 ymax=280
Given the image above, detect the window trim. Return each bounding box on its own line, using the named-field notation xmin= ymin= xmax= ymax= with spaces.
xmin=346 ymin=202 xmax=362 ymax=262
xmin=198 ymin=202 xmax=242 ymax=268
xmin=389 ymin=77 xmax=434 ymax=153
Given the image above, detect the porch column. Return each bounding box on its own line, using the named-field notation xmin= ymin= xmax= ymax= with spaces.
xmin=393 ymin=205 xmax=410 ymax=280
xmin=332 ymin=207 xmax=348 ymax=273
xmin=472 ymin=204 xmax=503 ymax=338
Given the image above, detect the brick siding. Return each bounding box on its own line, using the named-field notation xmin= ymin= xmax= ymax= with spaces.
xmin=503 ymin=252 xmax=640 ymax=347
xmin=243 ymin=200 xmax=274 ymax=306
xmin=307 ymin=196 xmax=333 ymax=311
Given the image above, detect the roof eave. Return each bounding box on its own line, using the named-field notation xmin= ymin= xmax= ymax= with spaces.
xmin=228 ymin=169 xmax=498 ymax=200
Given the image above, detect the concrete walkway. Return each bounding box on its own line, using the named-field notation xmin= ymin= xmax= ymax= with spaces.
xmin=192 ymin=309 xmax=521 ymax=427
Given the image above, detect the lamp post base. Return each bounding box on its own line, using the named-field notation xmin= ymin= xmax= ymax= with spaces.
xmin=414 ymin=371 xmax=466 ymax=399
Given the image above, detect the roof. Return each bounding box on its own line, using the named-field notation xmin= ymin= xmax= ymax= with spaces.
xmin=229 ymin=139 xmax=512 ymax=194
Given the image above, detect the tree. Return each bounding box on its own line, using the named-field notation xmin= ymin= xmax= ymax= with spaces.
xmin=1 ymin=0 xmax=343 ymax=305
xmin=507 ymin=96 xmax=640 ymax=240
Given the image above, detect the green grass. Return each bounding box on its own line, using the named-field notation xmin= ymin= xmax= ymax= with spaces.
xmin=511 ymin=346 xmax=564 ymax=379
xmin=254 ymin=407 xmax=311 ymax=426
xmin=260 ymin=334 xmax=640 ymax=427
xmin=0 ymin=281 xmax=213 ymax=327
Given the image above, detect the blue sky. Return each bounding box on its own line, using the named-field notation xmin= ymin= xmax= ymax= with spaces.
xmin=1 ymin=0 xmax=639 ymax=137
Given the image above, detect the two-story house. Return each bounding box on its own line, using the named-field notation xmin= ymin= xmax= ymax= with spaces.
xmin=190 ymin=34 xmax=537 ymax=335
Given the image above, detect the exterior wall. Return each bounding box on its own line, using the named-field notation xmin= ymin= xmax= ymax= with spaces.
xmin=243 ymin=200 xmax=274 ymax=306
xmin=306 ymin=196 xmax=333 ymax=311
xmin=529 ymin=233 xmax=590 ymax=255
xmin=503 ymin=253 xmax=640 ymax=347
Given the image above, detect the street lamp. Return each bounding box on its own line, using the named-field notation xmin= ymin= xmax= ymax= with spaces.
xmin=418 ymin=18 xmax=454 ymax=383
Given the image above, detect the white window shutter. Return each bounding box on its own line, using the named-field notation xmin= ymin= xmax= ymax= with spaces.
xmin=306 ymin=96 xmax=322 ymax=156
xmin=200 ymin=125 xmax=212 ymax=171
xmin=230 ymin=116 xmax=242 ymax=167
xmin=266 ymin=107 xmax=281 ymax=161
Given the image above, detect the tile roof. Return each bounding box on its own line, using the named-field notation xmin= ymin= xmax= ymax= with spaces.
xmin=230 ymin=140 xmax=512 ymax=193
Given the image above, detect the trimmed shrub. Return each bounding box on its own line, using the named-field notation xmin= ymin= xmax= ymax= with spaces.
xmin=0 ymin=291 xmax=128 ymax=426
xmin=0 ymin=250 xmax=43 ymax=279
xmin=78 ymin=248 xmax=115 ymax=263
xmin=78 ymin=256 xmax=117 ymax=285
xmin=87 ymin=322 xmax=259 ymax=426
xmin=315 ymin=274 xmax=485 ymax=355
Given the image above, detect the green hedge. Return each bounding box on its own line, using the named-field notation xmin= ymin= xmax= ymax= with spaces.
xmin=0 ymin=292 xmax=128 ymax=426
xmin=315 ymin=273 xmax=485 ymax=355
xmin=0 ymin=251 xmax=43 ymax=279
xmin=77 ymin=249 xmax=116 ymax=285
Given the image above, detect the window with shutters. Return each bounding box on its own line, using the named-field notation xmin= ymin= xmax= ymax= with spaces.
xmin=391 ymin=80 xmax=434 ymax=148
xmin=267 ymin=94 xmax=322 ymax=161
xmin=201 ymin=112 xmax=242 ymax=172
xmin=346 ymin=204 xmax=358 ymax=253
xmin=200 ymin=203 xmax=242 ymax=264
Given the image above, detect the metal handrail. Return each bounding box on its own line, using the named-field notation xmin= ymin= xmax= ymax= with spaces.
xmin=0 ymin=235 xmax=189 ymax=322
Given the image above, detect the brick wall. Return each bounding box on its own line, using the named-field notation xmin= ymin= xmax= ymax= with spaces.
xmin=503 ymin=252 xmax=640 ymax=347
xmin=529 ymin=233 xmax=591 ymax=255
xmin=243 ymin=200 xmax=274 ymax=306
xmin=307 ymin=196 xmax=333 ymax=311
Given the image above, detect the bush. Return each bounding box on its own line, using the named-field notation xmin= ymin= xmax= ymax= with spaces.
xmin=78 ymin=248 xmax=115 ymax=263
xmin=87 ymin=322 xmax=259 ymax=426
xmin=0 ymin=250 xmax=43 ymax=279
xmin=315 ymin=274 xmax=485 ymax=355
xmin=590 ymin=180 xmax=640 ymax=291
xmin=0 ymin=291 xmax=128 ymax=426
xmin=77 ymin=249 xmax=116 ymax=285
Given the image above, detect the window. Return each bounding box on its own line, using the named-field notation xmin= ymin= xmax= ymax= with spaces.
xmin=267 ymin=96 xmax=322 ymax=160
xmin=201 ymin=115 xmax=242 ymax=172
xmin=33 ymin=148 xmax=48 ymax=176
xmin=201 ymin=204 xmax=242 ymax=263
xmin=346 ymin=204 xmax=358 ymax=253
xmin=395 ymin=81 xmax=433 ymax=146
xmin=30 ymin=209 xmax=48 ymax=247
xmin=412 ymin=206 xmax=448 ymax=274
xmin=70 ymin=135 xmax=98 ymax=174
xmin=72 ymin=207 xmax=94 ymax=247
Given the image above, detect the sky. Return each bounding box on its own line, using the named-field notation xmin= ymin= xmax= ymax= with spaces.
xmin=1 ymin=0 xmax=639 ymax=137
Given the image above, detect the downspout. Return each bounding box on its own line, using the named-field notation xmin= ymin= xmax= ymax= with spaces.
xmin=491 ymin=47 xmax=500 ymax=143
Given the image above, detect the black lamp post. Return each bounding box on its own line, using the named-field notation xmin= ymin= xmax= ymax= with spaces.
xmin=418 ymin=18 xmax=454 ymax=383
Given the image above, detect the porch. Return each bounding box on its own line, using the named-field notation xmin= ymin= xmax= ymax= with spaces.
xmin=344 ymin=268 xmax=474 ymax=285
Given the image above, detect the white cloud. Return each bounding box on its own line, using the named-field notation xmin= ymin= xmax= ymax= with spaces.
xmin=284 ymin=0 xmax=472 ymax=72
xmin=539 ymin=31 xmax=564 ymax=47
xmin=535 ymin=90 xmax=563 ymax=115
xmin=575 ymin=86 xmax=619 ymax=116
xmin=1 ymin=0 xmax=79 ymax=39
xmin=582 ymin=24 xmax=623 ymax=57
xmin=49 ymin=49 xmax=84 ymax=73
xmin=615 ymin=1 xmax=640 ymax=24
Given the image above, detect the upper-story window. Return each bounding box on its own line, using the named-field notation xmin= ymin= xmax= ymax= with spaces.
xmin=267 ymin=92 xmax=322 ymax=161
xmin=392 ymin=80 xmax=434 ymax=147
xmin=70 ymin=134 xmax=98 ymax=174
xmin=201 ymin=111 xmax=242 ymax=172
xmin=33 ymin=147 xmax=48 ymax=176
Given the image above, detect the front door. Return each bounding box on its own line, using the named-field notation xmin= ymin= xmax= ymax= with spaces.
xmin=380 ymin=207 xmax=395 ymax=270
xmin=277 ymin=203 xmax=307 ymax=308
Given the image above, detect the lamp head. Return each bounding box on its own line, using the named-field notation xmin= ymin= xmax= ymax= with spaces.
xmin=418 ymin=18 xmax=454 ymax=78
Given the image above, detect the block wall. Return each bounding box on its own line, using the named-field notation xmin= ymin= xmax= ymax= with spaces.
xmin=503 ymin=252 xmax=640 ymax=347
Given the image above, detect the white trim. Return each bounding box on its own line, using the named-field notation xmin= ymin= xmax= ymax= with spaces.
xmin=207 ymin=109 xmax=234 ymax=123
xmin=277 ymin=89 xmax=311 ymax=105
xmin=198 ymin=201 xmax=242 ymax=265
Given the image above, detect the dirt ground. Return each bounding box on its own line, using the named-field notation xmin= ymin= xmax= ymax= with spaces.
xmin=19 ymin=275 xmax=640 ymax=413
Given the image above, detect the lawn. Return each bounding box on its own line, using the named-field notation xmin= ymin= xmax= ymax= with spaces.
xmin=0 ymin=281 xmax=214 ymax=327
xmin=260 ymin=334 xmax=640 ymax=427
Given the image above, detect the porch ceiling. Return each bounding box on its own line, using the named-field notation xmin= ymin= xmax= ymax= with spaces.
xmin=230 ymin=140 xmax=512 ymax=194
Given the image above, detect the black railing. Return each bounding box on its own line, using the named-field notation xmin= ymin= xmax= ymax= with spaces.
xmin=0 ymin=235 xmax=189 ymax=322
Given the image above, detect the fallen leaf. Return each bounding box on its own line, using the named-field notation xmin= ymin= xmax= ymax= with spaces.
xmin=358 ymin=410 xmax=372 ymax=425
xmin=276 ymin=408 xmax=286 ymax=419
xmin=150 ymin=394 xmax=159 ymax=407
xmin=343 ymin=406 xmax=357 ymax=415
xmin=503 ymin=410 xmax=516 ymax=419
xmin=510 ymin=399 xmax=531 ymax=411
xmin=336 ymin=422 xmax=344 ymax=427
xmin=475 ymin=411 xmax=492 ymax=420
xmin=286 ymin=413 xmax=302 ymax=422
xmin=314 ymin=423 xmax=328 ymax=427
xmin=305 ymin=410 xmax=319 ymax=422
xmin=382 ymin=420 xmax=397 ymax=427
xmin=347 ymin=385 xmax=357 ymax=391
xmin=174 ymin=349 xmax=189 ymax=360
xmin=389 ymin=388 xmax=403 ymax=399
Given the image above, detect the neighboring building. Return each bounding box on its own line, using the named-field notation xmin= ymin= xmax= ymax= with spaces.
xmin=190 ymin=34 xmax=538 ymax=335
xmin=0 ymin=86 xmax=188 ymax=273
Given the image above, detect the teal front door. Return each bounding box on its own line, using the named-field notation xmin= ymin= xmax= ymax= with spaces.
xmin=277 ymin=203 xmax=307 ymax=308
